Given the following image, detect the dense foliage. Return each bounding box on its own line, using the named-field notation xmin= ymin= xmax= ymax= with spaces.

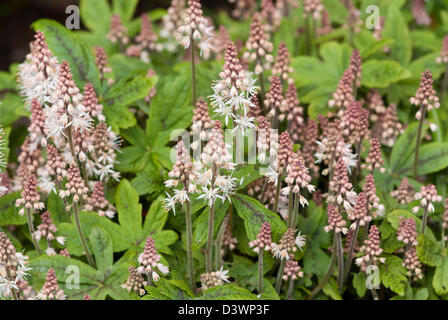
xmin=1 ymin=0 xmax=448 ymax=300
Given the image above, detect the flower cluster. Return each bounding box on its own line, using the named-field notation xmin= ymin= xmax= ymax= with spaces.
xmin=17 ymin=31 xmax=60 ymax=107
xmin=94 ymin=46 xmax=112 ymax=80
xmin=347 ymin=192 xmax=371 ymax=229
xmin=160 ymin=0 xmax=186 ymax=52
xmin=200 ymin=268 xmax=230 ymax=290
xmin=328 ymin=159 xmax=357 ymax=211
xmin=35 ymin=211 xmax=66 ymax=255
xmin=302 ymin=0 xmax=324 ymax=19
xmin=324 ymin=204 xmax=348 ymax=234
xmin=362 ymin=138 xmax=385 ymax=174
xmin=376 ymin=104 xmax=403 ymax=147
xmin=403 ymin=247 xmax=423 ymax=281
xmin=0 ymin=233 xmax=32 ymax=299
xmin=412 ymin=184 xmax=442 ymax=215
xmin=411 ymin=0 xmax=431 ymax=26
xmin=191 ymin=97 xmax=214 ymax=150
xmin=397 ymin=217 xmax=418 ymax=247
xmin=210 ymin=42 xmax=258 ymax=131
xmin=15 ymin=174 xmax=45 ymax=215
xmin=243 ymin=13 xmax=274 ymax=75
xmin=83 ymin=182 xmax=116 ymax=218
xmin=282 ymin=152 xmax=316 ymax=206
xmin=410 ymin=70 xmax=440 ymax=120
xmin=436 ymin=35 xmax=448 ymax=64
xmin=121 ymin=266 xmax=147 ymax=296
xmin=366 ymin=89 xmax=386 ymax=123
xmin=282 ymin=259 xmax=304 ymax=281
xmin=107 ymin=14 xmax=128 ymax=45
xmin=37 ymin=268 xmax=66 ymax=300
xmin=260 ymin=0 xmax=282 ymax=33
xmin=249 ymin=222 xmax=272 ymax=253
xmin=284 ymin=83 xmax=304 ymax=138
xmin=271 ymin=228 xmax=303 ymax=260
xmin=362 ymin=174 xmax=384 ymax=218
xmin=265 ymin=76 xmax=284 ymax=120
xmin=178 ymin=0 xmax=214 ymax=57
xmin=328 ymin=69 xmax=354 ymax=112
xmin=355 ymin=225 xmax=385 ymax=272
xmin=227 ymin=0 xmax=257 ymax=20
xmin=339 ymin=101 xmax=369 ymax=145
xmin=137 ymin=237 xmax=170 ymax=282
xmin=315 ymin=129 xmax=357 ymax=176
xmin=391 ymin=178 xmax=415 ymax=204
xmin=271 ymin=42 xmax=293 ymax=85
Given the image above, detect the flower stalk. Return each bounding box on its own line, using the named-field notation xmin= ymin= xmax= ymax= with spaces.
xmin=26 ymin=208 xmax=41 ymax=255
xmin=185 ymin=199 xmax=196 ymax=291
xmin=72 ymin=204 xmax=95 ymax=268
xmin=205 ymin=164 xmax=217 ymax=273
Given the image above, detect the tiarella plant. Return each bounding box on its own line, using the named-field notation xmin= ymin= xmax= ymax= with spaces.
xmin=1 ymin=0 xmax=448 ymax=301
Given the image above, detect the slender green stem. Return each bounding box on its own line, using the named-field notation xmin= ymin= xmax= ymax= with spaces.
xmin=26 ymin=208 xmax=42 ymax=255
xmin=6 ymin=268 xmax=18 ymax=300
xmin=336 ymin=232 xmax=344 ymax=291
xmin=215 ymin=214 xmax=229 ymax=270
xmin=146 ymin=271 xmax=154 ymax=286
xmin=273 ymin=179 xmax=281 ymax=213
xmin=343 ymin=222 xmax=360 ymax=282
xmin=291 ymin=192 xmax=299 ymax=229
xmin=206 ymin=201 xmax=216 ymax=273
xmin=190 ymin=35 xmax=197 ymax=106
xmin=307 ymin=233 xmax=337 ymax=299
xmin=421 ymin=205 xmax=429 ymax=235
xmin=185 ymin=200 xmax=196 ymax=291
xmin=287 ymin=188 xmax=294 ymax=228
xmin=258 ymin=249 xmax=264 ymax=294
xmin=205 ymin=165 xmax=217 ymax=273
xmin=72 ymin=204 xmax=95 ymax=268
xmin=370 ymin=288 xmax=379 ymax=300
xmin=274 ymin=189 xmax=294 ymax=293
xmin=413 ymin=105 xmax=427 ymax=180
xmin=274 ymin=259 xmax=286 ymax=294
xmin=287 ymin=278 xmax=295 ymax=300
xmin=258 ymin=72 xmax=266 ymax=112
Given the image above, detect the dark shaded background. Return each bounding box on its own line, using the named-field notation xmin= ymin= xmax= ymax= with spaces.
xmin=0 ymin=0 xmax=229 ymax=70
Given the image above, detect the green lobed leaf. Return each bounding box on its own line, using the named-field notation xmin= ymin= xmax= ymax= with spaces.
xmin=58 ymin=211 xmax=128 ymax=255
xmin=143 ymin=197 xmax=169 ymax=234
xmin=115 ymin=179 xmax=143 ymax=245
xmin=231 ymin=194 xmax=287 ymax=241
xmin=433 ymin=257 xmax=448 ymax=296
xmin=79 ymin=0 xmax=112 ymax=34
xmin=397 ymin=142 xmax=448 ymax=176
xmin=390 ymin=122 xmax=428 ymax=175
xmin=89 ymin=226 xmax=114 ymax=273
xmin=361 ymin=60 xmax=411 ymax=88
xmin=382 ymin=2 xmax=412 ymax=66
xmin=379 ymin=254 xmax=408 ymax=296
xmin=200 ymin=284 xmax=258 ymax=300
xmin=353 ymin=272 xmax=367 ymax=298
xmin=416 ymin=234 xmax=443 ymax=267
